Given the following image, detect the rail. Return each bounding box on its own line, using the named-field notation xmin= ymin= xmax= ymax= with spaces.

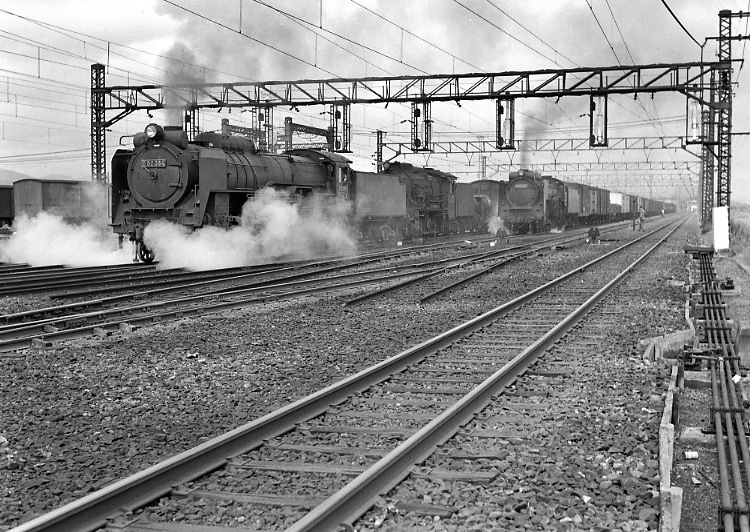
xmin=7 ymin=220 xmax=682 ymax=532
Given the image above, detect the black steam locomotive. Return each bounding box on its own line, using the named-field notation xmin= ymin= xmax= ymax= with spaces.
xmin=111 ymin=124 xmax=480 ymax=262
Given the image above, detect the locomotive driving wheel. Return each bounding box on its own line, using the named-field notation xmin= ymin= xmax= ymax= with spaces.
xmin=137 ymin=241 xmax=156 ymax=264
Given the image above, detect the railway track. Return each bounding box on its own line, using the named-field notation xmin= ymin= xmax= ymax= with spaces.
xmin=7 ymin=219 xmax=681 ymax=532
xmin=0 ymin=225 xmax=627 ymax=353
xmin=0 ymin=223 xmax=621 ymax=299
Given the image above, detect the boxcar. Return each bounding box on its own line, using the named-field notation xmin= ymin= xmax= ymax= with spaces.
xmin=565 ymin=183 xmax=592 ymax=226
xmin=471 ymin=179 xmax=505 ymax=234
xmin=13 ymin=179 xmax=108 ymax=224
xmin=450 ymin=182 xmax=478 ymax=233
xmin=590 ymin=186 xmax=610 ymax=222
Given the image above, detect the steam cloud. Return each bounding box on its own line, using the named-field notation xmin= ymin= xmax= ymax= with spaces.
xmin=0 ymin=212 xmax=131 ymax=267
xmin=0 ymin=183 xmax=131 ymax=267
xmin=487 ymin=216 xmax=505 ymax=236
xmin=143 ymin=188 xmax=357 ymax=270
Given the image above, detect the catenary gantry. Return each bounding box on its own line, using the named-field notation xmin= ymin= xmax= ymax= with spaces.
xmin=91 ymin=52 xmax=734 ymax=224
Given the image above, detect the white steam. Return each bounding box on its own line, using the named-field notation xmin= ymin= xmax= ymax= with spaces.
xmin=0 ymin=212 xmax=131 ymax=267
xmin=143 ymin=188 xmax=356 ymax=270
xmin=487 ymin=216 xmax=507 ymax=236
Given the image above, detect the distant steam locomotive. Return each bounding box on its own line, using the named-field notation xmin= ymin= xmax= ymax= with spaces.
xmin=482 ymin=169 xmax=676 ymax=235
xmin=501 ymin=170 xmax=567 ymax=233
xmin=111 ymin=124 xmax=482 ymax=262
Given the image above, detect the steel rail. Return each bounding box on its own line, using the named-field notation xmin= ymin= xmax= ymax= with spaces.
xmin=0 ymin=246 xmax=498 ymax=335
xmin=7 ymin=221 xmax=679 ymax=532
xmin=0 ymin=267 xmax=448 ymax=352
xmin=286 ymin=220 xmax=682 ymax=532
xmin=417 ymin=228 xmax=608 ymax=304
xmin=0 ymin=229 xmax=621 ymax=346
xmin=49 ymin=238 xmax=489 ymax=300
xmin=0 ymin=263 xmax=147 ymax=280
xmin=0 ymin=246 xmax=493 ymax=328
xmin=0 ymin=264 xmax=289 ymax=298
xmin=344 ymin=225 xmax=626 ymax=307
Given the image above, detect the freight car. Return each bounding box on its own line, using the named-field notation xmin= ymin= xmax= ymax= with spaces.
xmin=13 ymin=179 xmax=108 ymax=224
xmin=471 ymin=179 xmax=506 ymax=235
xmin=111 ymin=123 xmax=473 ymax=262
xmin=500 ymin=169 xmax=566 ymax=233
xmin=566 ymin=182 xmax=611 ymax=226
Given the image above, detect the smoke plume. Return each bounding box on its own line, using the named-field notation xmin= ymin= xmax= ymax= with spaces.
xmin=161 ymin=41 xmax=210 ymax=126
xmin=143 ymin=188 xmax=356 ymax=270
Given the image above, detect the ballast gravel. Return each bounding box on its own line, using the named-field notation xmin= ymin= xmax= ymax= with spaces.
xmin=0 ymin=221 xmax=693 ymax=531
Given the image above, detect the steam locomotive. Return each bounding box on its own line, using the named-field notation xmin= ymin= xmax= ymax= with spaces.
xmin=485 ymin=169 xmax=676 ymax=235
xmin=501 ymin=170 xmax=567 ymax=233
xmin=111 ymin=124 xmax=481 ymax=263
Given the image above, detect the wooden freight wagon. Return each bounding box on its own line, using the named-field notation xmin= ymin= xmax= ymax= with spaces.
xmin=449 ymin=182 xmax=477 ymax=233
xmin=13 ymin=179 xmax=108 ymax=224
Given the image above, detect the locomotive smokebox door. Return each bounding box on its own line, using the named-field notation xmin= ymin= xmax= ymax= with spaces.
xmin=129 ymin=147 xmax=191 ymax=208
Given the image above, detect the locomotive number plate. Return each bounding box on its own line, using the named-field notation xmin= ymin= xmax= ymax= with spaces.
xmin=514 ymin=183 xmax=528 ymax=188
xmin=142 ymin=159 xmax=167 ymax=169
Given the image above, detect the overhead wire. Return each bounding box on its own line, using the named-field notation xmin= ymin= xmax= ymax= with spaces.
xmin=483 ymin=0 xmax=581 ymax=68
xmin=346 ymin=0 xmax=485 ymax=72
xmin=249 ymin=0 xmax=428 ymax=75
xmin=0 ymin=7 xmax=249 ymax=84
xmin=659 ymin=0 xmax=702 ymax=47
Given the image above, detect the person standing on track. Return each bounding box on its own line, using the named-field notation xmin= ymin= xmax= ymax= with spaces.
xmin=638 ymin=207 xmax=645 ymax=232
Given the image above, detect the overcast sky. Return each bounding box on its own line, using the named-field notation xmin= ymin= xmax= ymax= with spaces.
xmin=0 ymin=0 xmax=748 ymax=203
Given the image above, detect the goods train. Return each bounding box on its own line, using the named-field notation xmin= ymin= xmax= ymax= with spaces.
xmin=109 ymin=123 xmax=677 ymax=263
xmin=482 ymin=169 xmax=676 ymax=235
xmin=110 ymin=124 xmax=482 ymax=262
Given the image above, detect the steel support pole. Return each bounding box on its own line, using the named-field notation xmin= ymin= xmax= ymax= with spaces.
xmin=90 ymin=64 xmax=106 ymax=182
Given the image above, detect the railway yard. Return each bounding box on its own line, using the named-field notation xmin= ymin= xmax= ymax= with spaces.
xmin=0 ymin=214 xmax=745 ymax=532
xmin=5 ymin=2 xmax=750 ymax=531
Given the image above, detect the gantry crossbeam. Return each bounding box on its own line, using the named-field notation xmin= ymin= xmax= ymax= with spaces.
xmin=98 ymin=61 xmax=723 ymax=111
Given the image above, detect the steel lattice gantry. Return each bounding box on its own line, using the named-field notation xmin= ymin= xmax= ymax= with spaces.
xmin=378 ymin=136 xmax=690 ymax=155
xmin=90 ymin=64 xmax=106 ymax=182
xmin=717 ymin=11 xmax=734 ymax=210
xmin=97 ymin=61 xmax=721 ymax=109
xmin=91 ymin=60 xmax=727 ymax=188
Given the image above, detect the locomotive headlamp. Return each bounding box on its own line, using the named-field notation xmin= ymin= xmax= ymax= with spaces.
xmin=145 ymin=123 xmax=165 ymax=141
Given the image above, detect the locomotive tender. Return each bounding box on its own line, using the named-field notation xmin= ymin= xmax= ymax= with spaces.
xmin=111 ymin=124 xmax=482 ymax=262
